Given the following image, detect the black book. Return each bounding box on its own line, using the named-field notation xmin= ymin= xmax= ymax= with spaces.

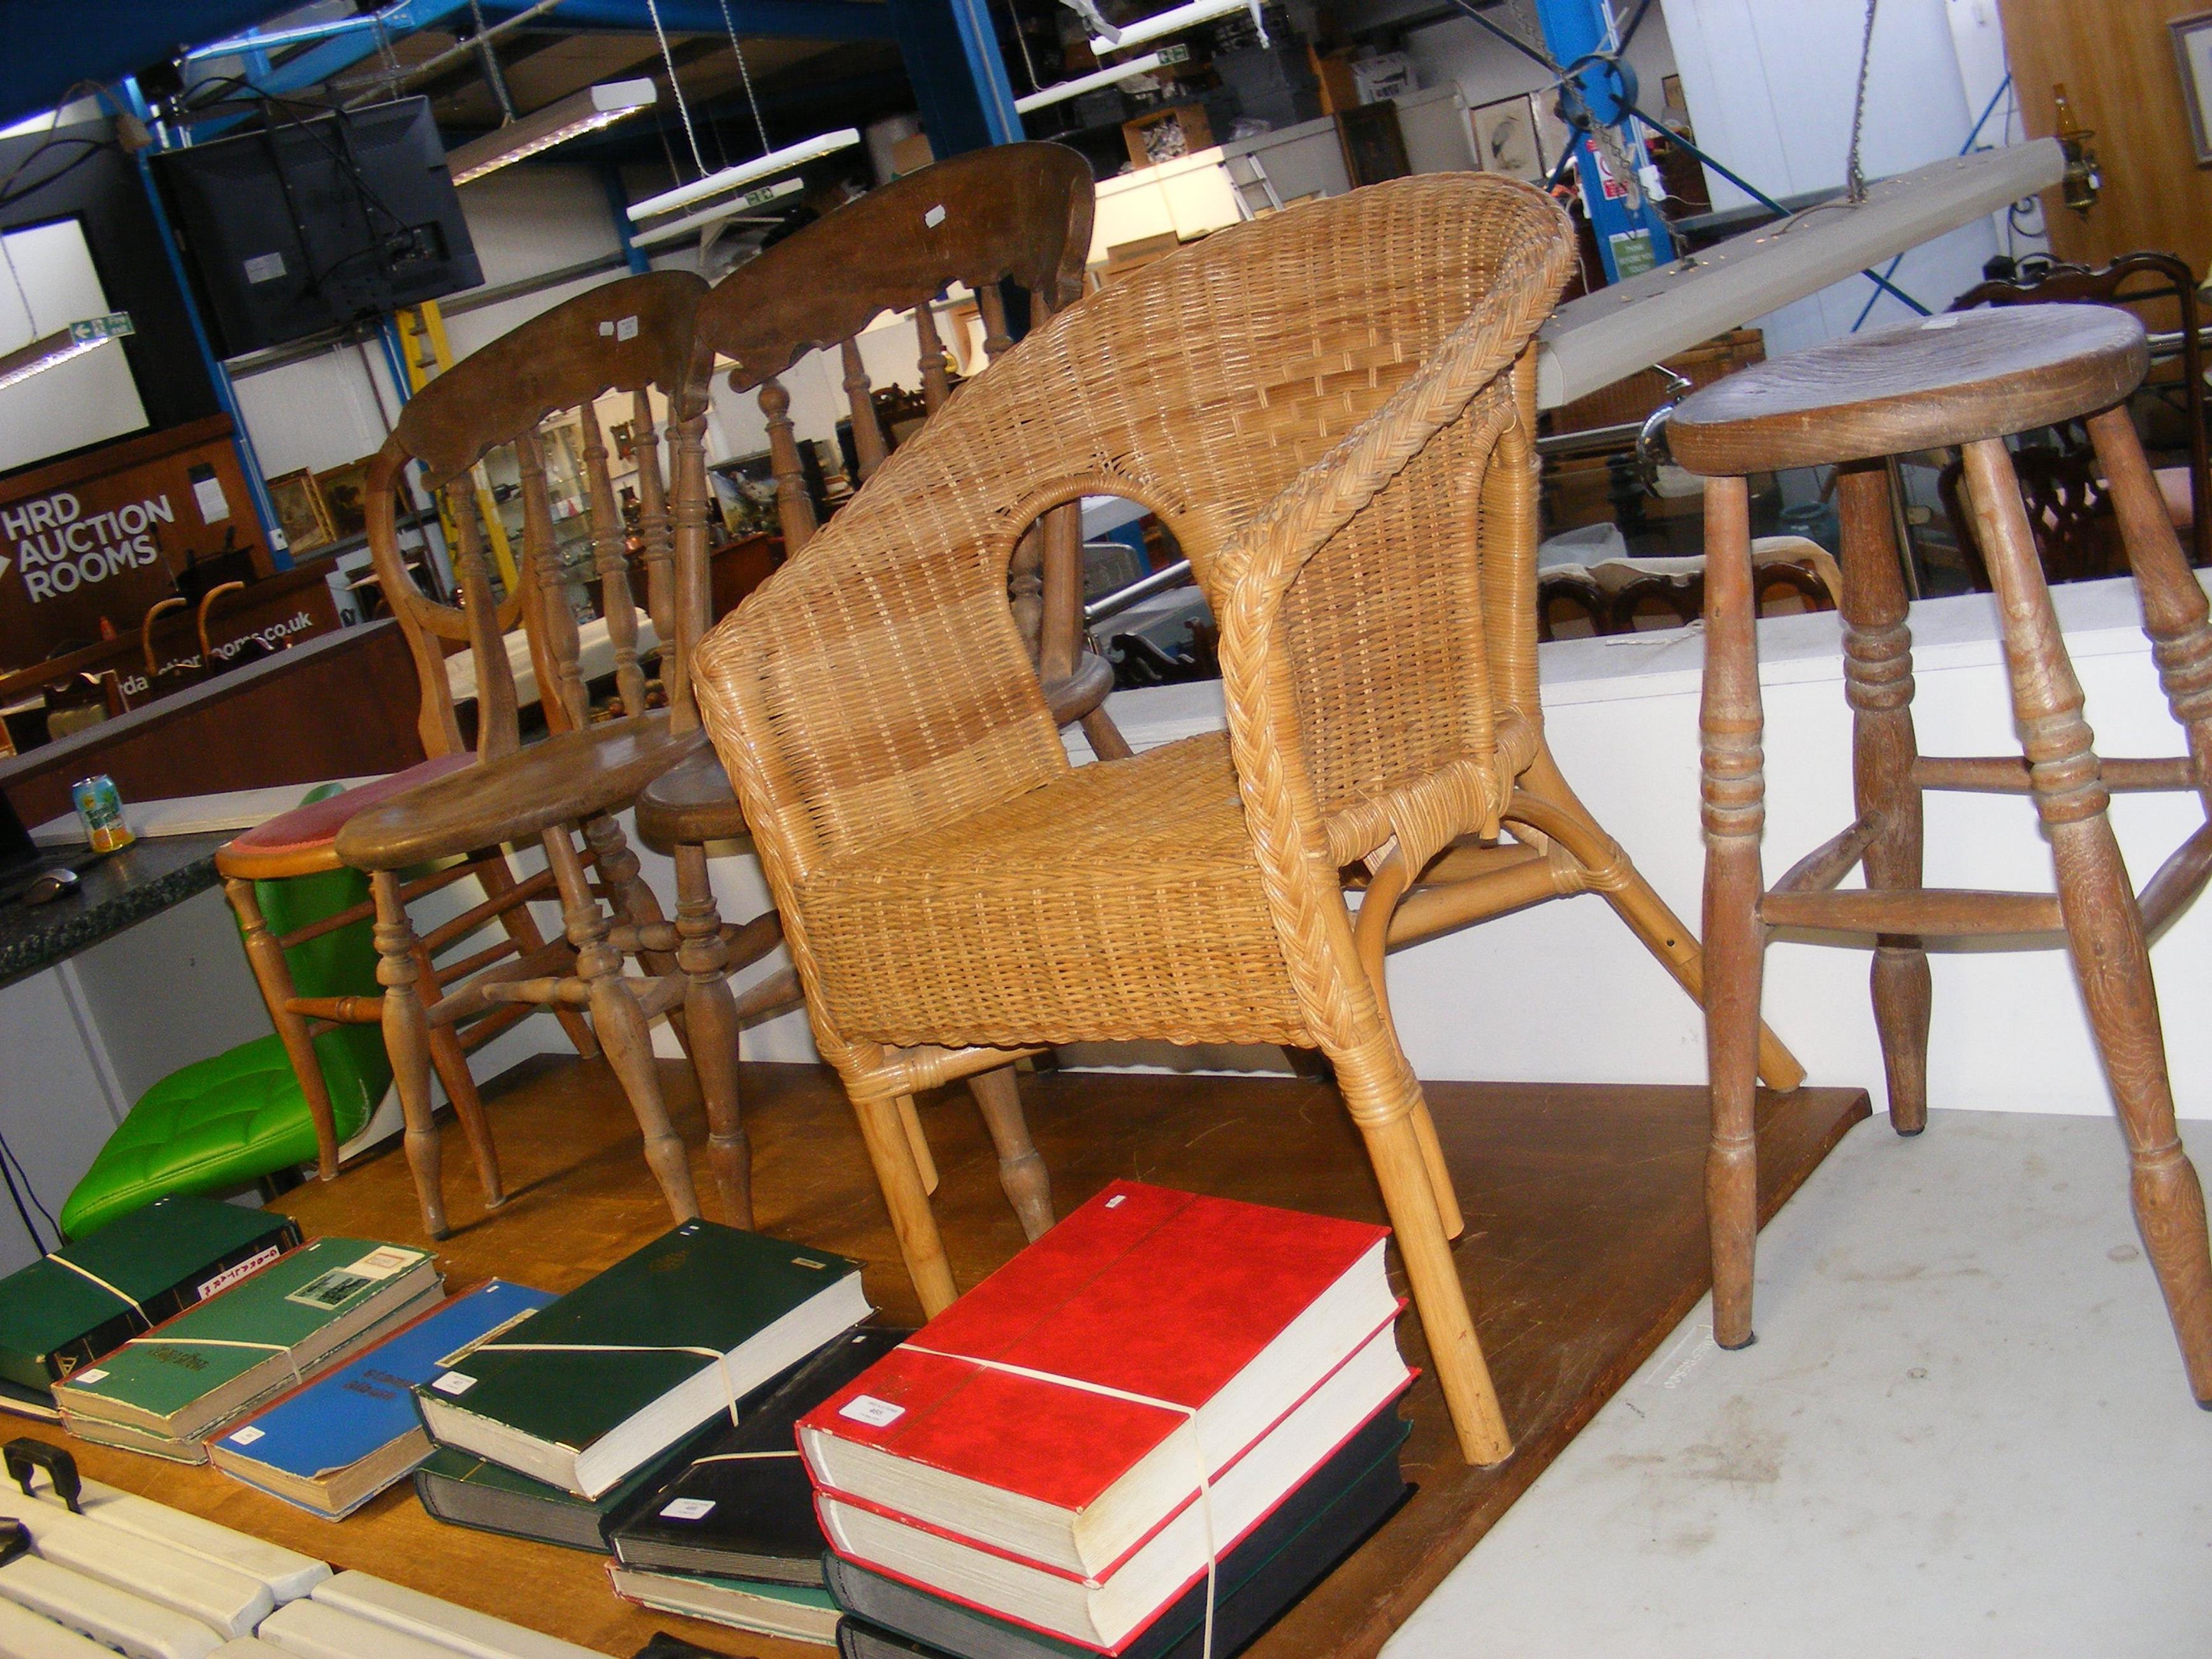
xmin=608 ymin=1325 xmax=913 ymax=1586
xmin=827 ymin=1408 xmax=1411 ymax=1659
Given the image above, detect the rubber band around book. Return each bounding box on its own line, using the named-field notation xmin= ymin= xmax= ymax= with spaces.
xmin=475 ymin=1343 xmax=744 ymax=1425
xmin=115 ymin=1337 xmax=302 ymax=1389
xmin=45 ymin=1257 xmax=148 ymax=1326
xmin=904 ymin=1343 xmax=1222 ymax=1659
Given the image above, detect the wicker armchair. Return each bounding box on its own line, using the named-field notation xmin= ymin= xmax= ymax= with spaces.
xmin=691 ymin=175 xmax=1803 ymax=1466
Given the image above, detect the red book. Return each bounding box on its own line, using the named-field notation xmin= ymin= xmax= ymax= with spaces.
xmin=797 ymin=1180 xmax=1405 ymax=1621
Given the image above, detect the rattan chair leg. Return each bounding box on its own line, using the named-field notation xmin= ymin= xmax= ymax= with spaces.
xmin=1340 ymin=1058 xmax=1510 ymax=1466
xmin=226 ymin=876 xmax=342 ymax=1181
xmin=968 ymin=1066 xmax=1054 ymax=1242
xmin=897 ymin=1096 xmax=939 ymax=1194
xmin=1699 ymin=476 xmax=1766 ymax=1353
xmin=675 ymin=843 xmax=751 ymax=1227
xmin=853 ymin=1090 xmax=958 ymax=1315
xmin=1837 ymin=463 xmax=1932 ymax=1135
xmin=1407 ymin=1103 xmax=1463 ymax=1242
xmin=544 ymin=827 xmax=700 ymax=1225
xmin=475 ymin=847 xmax=598 ymax=1061
xmin=372 ymin=871 xmax=449 ymax=1240
xmin=1964 ymin=437 xmax=2212 ymax=1401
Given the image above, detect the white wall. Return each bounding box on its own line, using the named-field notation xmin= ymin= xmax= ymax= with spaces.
xmin=1658 ymin=0 xmax=2001 ymax=349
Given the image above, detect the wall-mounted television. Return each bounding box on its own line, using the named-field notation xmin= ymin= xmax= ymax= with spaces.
xmin=155 ymin=96 xmax=482 ymax=358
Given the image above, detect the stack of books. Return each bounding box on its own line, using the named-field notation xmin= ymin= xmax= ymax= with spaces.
xmin=0 ymin=1195 xmax=301 ymax=1421
xmin=405 ymin=1221 xmax=878 ymax=1644
xmin=53 ymin=1236 xmax=443 ymax=1463
xmin=800 ymin=1181 xmax=1415 ymax=1659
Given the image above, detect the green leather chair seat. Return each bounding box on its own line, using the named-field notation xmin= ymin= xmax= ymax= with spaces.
xmin=58 ymin=1024 xmax=383 ymax=1239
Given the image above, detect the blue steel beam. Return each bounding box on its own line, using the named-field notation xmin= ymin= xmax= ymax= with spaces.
xmin=1529 ymin=0 xmax=1675 ymax=283
xmin=885 ymin=0 xmax=1019 ymax=156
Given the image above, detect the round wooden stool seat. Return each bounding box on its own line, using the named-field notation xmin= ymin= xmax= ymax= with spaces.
xmin=1668 ymin=305 xmax=2148 ymax=475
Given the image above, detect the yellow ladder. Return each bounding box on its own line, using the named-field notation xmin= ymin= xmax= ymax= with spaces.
xmin=394 ymin=300 xmax=519 ymax=591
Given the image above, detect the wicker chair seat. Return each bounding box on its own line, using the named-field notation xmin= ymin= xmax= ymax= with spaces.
xmin=796 ymin=733 xmax=1308 ymax=1049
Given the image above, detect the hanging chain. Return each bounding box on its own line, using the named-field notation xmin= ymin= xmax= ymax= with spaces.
xmin=1845 ymin=0 xmax=1879 ymax=201
xmin=372 ymin=13 xmax=403 ymax=103
xmin=469 ymin=0 xmax=517 ymax=122
xmin=716 ymin=0 xmax=772 ymax=157
xmin=644 ymin=0 xmax=707 ymax=176
xmin=1004 ymin=0 xmax=1043 ymax=96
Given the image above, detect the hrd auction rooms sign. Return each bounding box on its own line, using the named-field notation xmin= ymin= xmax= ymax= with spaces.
xmin=0 ymin=414 xmax=272 ymax=667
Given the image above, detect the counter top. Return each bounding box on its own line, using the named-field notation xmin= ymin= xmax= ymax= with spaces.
xmin=0 ymin=829 xmax=233 ymax=990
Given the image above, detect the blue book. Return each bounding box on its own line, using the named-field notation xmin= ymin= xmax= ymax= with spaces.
xmin=208 ymin=1280 xmax=553 ymax=1518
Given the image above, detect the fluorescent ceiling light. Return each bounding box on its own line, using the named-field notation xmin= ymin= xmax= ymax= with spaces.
xmin=0 ymin=314 xmax=133 ymax=395
xmin=630 ymin=178 xmax=805 ymax=247
xmin=627 ymin=127 xmax=860 ymax=222
xmin=1015 ymin=53 xmax=1167 ymax=114
xmin=447 ymin=79 xmax=658 ymax=186
xmin=1090 ymin=0 xmax=1255 ymax=52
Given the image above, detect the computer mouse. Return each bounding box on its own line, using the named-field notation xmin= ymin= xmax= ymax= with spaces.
xmin=22 ymin=867 xmax=79 ymax=906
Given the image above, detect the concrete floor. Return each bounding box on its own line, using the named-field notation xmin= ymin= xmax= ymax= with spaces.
xmin=1385 ymin=1109 xmax=2212 ymax=1658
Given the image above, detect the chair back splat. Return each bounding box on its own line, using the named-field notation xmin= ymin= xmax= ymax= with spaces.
xmin=365 ymin=271 xmax=711 ymax=757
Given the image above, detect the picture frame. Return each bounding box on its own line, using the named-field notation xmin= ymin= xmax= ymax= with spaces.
xmin=1470 ymin=94 xmax=1544 ymax=185
xmin=266 ymin=467 xmax=334 ymax=556
xmin=1336 ymin=101 xmax=1412 ymax=188
xmin=1661 ymin=73 xmax=1686 ymax=116
xmin=2172 ymin=12 xmax=2212 ymax=166
xmin=314 ymin=458 xmax=373 ymax=543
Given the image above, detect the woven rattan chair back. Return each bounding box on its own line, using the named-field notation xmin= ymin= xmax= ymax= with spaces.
xmin=365 ymin=270 xmax=709 ymax=758
xmin=702 ymin=174 xmax=1566 ymax=879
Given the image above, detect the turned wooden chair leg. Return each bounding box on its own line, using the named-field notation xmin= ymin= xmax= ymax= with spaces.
xmin=675 ymin=843 xmax=751 ymax=1227
xmin=1699 ymin=475 xmax=1767 ymax=1352
xmin=543 ymin=827 xmax=700 ymax=1225
xmin=370 ymin=871 xmax=448 ymax=1240
xmin=851 ymin=1089 xmax=958 ymax=1315
xmin=224 ymin=877 xmax=342 ymax=1181
xmin=1336 ymin=1045 xmax=1510 ymax=1465
xmin=1837 ymin=463 xmax=1933 ymax=1135
xmin=1965 ymin=437 xmax=2212 ymax=1400
xmin=2090 ymin=407 xmax=2212 ymax=811
xmin=475 ymin=847 xmax=598 ymax=1061
xmin=414 ymin=934 xmax=504 ymax=1210
xmin=583 ymin=815 xmax=689 ymax=1050
xmin=968 ymin=1065 xmax=1054 ymax=1242
xmin=1517 ymin=745 xmax=1804 ymax=1093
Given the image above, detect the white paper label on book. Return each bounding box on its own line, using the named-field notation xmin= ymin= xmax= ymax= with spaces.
xmin=228 ymin=1425 xmax=264 ymax=1445
xmin=658 ymin=1497 xmax=716 ymax=1521
xmin=839 ymin=1395 xmax=905 ymax=1428
xmin=198 ymin=1245 xmax=282 ymax=1301
xmin=431 ymin=1372 xmax=479 ymax=1396
xmin=72 ymin=1368 xmax=107 ymax=1385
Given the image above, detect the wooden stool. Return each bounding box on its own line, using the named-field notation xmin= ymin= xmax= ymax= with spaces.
xmin=1669 ymin=305 xmax=2212 ymax=1405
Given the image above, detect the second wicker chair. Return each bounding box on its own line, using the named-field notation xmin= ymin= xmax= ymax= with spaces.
xmin=691 ymin=175 xmax=1802 ymax=1466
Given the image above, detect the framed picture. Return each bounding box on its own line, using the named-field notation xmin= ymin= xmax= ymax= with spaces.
xmin=2172 ymin=13 xmax=2212 ymax=166
xmin=1470 ymin=94 xmax=1544 ymax=184
xmin=1661 ymin=73 xmax=1686 ymax=115
xmin=1336 ymin=101 xmax=1412 ymax=188
xmin=315 ymin=459 xmax=373 ymax=542
xmin=266 ymin=468 xmax=334 ymax=556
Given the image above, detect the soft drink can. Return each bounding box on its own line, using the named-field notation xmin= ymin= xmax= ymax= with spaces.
xmin=72 ymin=775 xmax=133 ymax=854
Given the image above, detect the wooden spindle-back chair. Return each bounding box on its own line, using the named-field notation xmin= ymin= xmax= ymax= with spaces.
xmin=328 ymin=270 xmax=723 ymax=1240
xmin=631 ymin=142 xmax=1118 ymax=1239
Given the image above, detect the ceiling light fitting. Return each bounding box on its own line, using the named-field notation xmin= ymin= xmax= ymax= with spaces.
xmin=1015 ymin=53 xmax=1168 ymax=113
xmin=629 ymin=178 xmax=805 ymax=247
xmin=626 ymin=128 xmax=861 ymax=222
xmin=445 ymin=79 xmax=659 ymax=186
xmin=1089 ymin=0 xmax=1265 ymax=53
xmin=0 ymin=314 xmax=133 ymax=395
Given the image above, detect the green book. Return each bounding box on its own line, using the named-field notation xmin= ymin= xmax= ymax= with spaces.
xmin=54 ymin=1237 xmax=442 ymax=1447
xmin=416 ymin=1221 xmax=869 ymax=1500
xmin=609 ymin=1565 xmax=842 ymax=1646
xmin=0 ymin=1196 xmax=301 ymax=1402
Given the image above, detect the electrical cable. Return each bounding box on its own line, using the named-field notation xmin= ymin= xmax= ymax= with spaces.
xmin=0 ymin=1132 xmax=50 ymax=1257
xmin=1614 ymin=0 xmax=1656 ymax=53
xmin=0 ymin=1133 xmax=57 ymax=1249
xmin=1446 ymin=0 xmax=1557 ymax=74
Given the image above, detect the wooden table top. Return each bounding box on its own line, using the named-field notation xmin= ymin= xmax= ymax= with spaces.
xmin=36 ymin=1056 xmax=1865 ymax=1658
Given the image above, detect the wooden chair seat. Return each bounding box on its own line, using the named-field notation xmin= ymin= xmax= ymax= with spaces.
xmin=335 ymin=716 xmax=704 ymax=872
xmin=216 ymin=753 xmax=477 ymax=881
xmin=633 ymin=656 xmax=1120 ymax=852
xmin=1667 ymin=305 xmax=2146 ymax=474
xmin=797 ymin=732 xmax=1308 ymax=1050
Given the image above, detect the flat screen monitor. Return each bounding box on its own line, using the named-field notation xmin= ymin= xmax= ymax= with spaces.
xmin=155 ymin=96 xmax=482 ymax=357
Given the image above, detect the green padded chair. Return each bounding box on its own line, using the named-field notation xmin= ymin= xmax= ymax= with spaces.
xmin=60 ymin=788 xmax=393 ymax=1238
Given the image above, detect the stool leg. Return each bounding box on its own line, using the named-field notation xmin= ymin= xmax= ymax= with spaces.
xmin=1700 ymin=475 xmax=1765 ymax=1352
xmin=1837 ymin=463 xmax=1933 ymax=1135
xmin=371 ymin=871 xmax=447 ymax=1240
xmin=968 ymin=1065 xmax=1054 ymax=1242
xmin=1965 ymin=437 xmax=2212 ymax=1403
xmin=2088 ymin=407 xmax=2212 ymax=810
